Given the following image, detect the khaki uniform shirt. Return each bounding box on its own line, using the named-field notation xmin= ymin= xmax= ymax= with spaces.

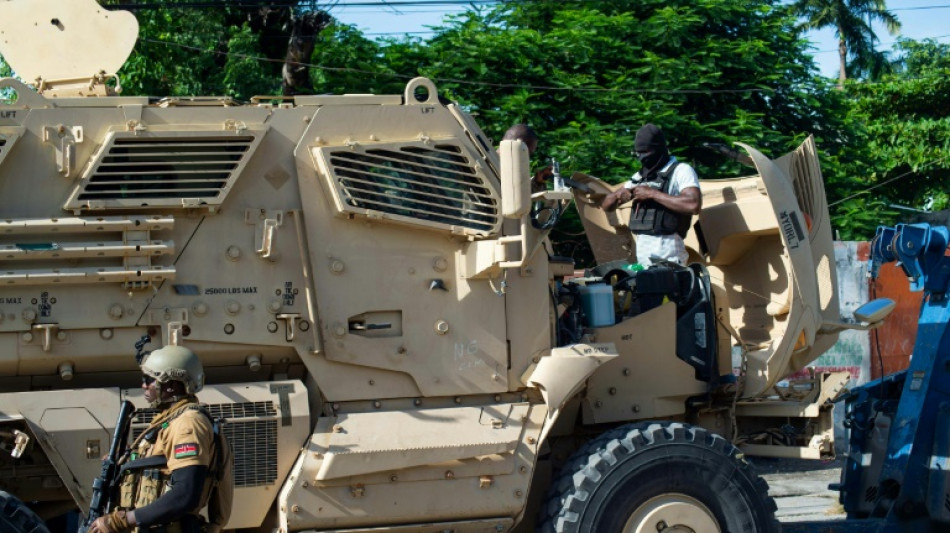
xmin=145 ymin=404 xmax=214 ymax=472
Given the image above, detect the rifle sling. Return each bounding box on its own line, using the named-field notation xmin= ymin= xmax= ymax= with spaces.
xmin=119 ymin=455 xmax=167 ymax=476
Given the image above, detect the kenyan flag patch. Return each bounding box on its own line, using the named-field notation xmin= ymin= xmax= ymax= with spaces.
xmin=174 ymin=442 xmax=199 ymax=459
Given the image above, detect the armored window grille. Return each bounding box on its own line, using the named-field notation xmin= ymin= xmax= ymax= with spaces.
xmin=315 ymin=142 xmax=501 ymax=236
xmin=65 ymin=130 xmax=266 ymax=211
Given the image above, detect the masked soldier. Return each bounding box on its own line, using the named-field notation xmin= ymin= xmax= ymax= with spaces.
xmin=89 ymin=345 xmax=233 ymax=533
xmin=601 ymin=124 xmax=702 ymax=266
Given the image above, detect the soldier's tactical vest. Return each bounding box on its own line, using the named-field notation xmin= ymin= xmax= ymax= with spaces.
xmin=628 ymin=161 xmax=691 ymax=238
xmin=116 ymin=402 xmax=232 ymax=533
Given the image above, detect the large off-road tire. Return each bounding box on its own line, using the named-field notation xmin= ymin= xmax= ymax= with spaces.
xmin=0 ymin=491 xmax=51 ymax=533
xmin=540 ymin=422 xmax=779 ymax=533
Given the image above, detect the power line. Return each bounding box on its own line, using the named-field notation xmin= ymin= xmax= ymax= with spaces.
xmin=811 ymin=33 xmax=950 ymax=54
xmin=110 ymin=0 xmax=503 ymax=8
xmin=138 ymin=36 xmax=774 ymax=95
xmin=890 ymin=4 xmax=950 ymax=11
xmin=828 ymin=155 xmax=950 ymax=208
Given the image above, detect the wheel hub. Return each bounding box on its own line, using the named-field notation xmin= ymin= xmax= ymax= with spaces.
xmin=623 ymin=493 xmax=721 ymax=533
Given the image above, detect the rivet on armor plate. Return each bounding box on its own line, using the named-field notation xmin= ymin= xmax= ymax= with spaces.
xmin=632 ymin=404 xmax=641 ymax=413
xmin=519 ymin=466 xmax=528 ymax=474
xmin=291 ymin=505 xmax=300 ymax=513
xmin=224 ymin=323 xmax=235 ymax=335
xmin=350 ymin=485 xmax=365 ymax=498
xmin=389 ymin=475 xmax=398 ymax=482
xmin=21 ymin=332 xmax=33 ymax=343
xmin=595 ymin=400 xmax=603 ymax=408
xmin=432 ymin=257 xmax=448 ymax=272
xmin=192 ymin=302 xmax=209 ymax=316
xmin=526 ymin=436 xmax=536 ymax=445
xmin=267 ymin=322 xmax=279 ymax=333
xmin=444 ymin=471 xmax=455 ymax=479
xmin=22 ymin=309 xmax=36 ymax=322
xmin=100 ymin=328 xmax=113 ymax=340
xmin=623 ymin=368 xmax=631 ymax=376
xmin=226 ymin=246 xmax=241 ymax=261
xmin=413 ymin=398 xmax=422 ymax=406
xmin=56 ymin=331 xmax=67 ymax=341
xmin=329 ymin=259 xmax=345 ymax=274
xmin=434 ymin=320 xmax=450 ymax=335
xmin=373 ymin=401 xmax=381 ymax=408
xmin=269 ymin=300 xmax=282 ymax=312
xmin=514 ymin=490 xmax=524 ymax=498
xmin=333 ymin=425 xmax=343 ymax=433
xmin=454 ymin=397 xmax=462 ymax=404
xmin=479 ymin=476 xmax=492 ymax=489
xmin=226 ymin=300 xmax=241 ymax=315
xmin=368 ymin=379 xmax=375 ymax=386
xmin=58 ymin=362 xmax=74 ymax=381
xmin=609 ymin=387 xmax=617 ymax=395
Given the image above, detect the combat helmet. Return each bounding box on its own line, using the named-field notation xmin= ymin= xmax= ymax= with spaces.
xmin=141 ymin=345 xmax=205 ymax=396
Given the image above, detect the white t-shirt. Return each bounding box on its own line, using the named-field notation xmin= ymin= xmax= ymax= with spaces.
xmin=623 ymin=156 xmax=700 ymax=266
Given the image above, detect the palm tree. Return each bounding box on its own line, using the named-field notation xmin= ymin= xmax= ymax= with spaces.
xmin=792 ymin=0 xmax=900 ymax=87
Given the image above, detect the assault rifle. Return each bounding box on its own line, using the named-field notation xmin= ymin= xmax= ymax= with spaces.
xmin=78 ymin=399 xmax=136 ymax=533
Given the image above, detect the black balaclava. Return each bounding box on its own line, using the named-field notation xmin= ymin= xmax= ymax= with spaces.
xmin=634 ymin=124 xmax=671 ymax=180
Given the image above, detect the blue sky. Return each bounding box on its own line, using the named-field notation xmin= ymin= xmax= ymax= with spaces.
xmin=326 ymin=0 xmax=950 ymax=79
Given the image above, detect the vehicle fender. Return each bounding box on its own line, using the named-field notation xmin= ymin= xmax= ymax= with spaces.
xmin=522 ymin=343 xmax=618 ymax=440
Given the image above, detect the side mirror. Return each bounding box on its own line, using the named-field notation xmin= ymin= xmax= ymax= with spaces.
xmin=499 ymin=139 xmax=530 ymax=219
xmin=853 ymin=298 xmax=896 ymax=325
xmin=820 ymin=297 xmax=896 ymax=333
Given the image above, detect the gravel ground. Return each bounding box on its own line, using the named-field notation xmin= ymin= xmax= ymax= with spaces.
xmin=749 ymin=457 xmax=847 ymax=523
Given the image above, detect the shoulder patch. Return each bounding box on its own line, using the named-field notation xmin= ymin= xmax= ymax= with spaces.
xmin=174 ymin=442 xmax=199 ymax=459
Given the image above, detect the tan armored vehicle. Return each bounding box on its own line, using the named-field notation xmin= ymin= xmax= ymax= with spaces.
xmin=0 ymin=2 xmax=891 ymax=532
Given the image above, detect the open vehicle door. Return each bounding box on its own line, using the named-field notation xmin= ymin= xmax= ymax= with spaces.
xmin=573 ymin=137 xmax=840 ymax=398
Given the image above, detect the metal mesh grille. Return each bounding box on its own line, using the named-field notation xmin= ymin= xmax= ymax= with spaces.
xmin=78 ymin=136 xmax=254 ymax=201
xmin=131 ymin=401 xmax=278 ymax=488
xmin=788 ymin=146 xmax=826 ymax=240
xmin=328 ymin=144 xmax=498 ymax=233
xmin=208 ymin=401 xmax=276 ymax=419
xmin=227 ymin=419 xmax=278 ymax=487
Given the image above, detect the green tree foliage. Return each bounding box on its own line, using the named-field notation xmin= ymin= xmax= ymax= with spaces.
xmin=830 ymin=39 xmax=950 ymax=238
xmin=347 ymin=1 xmax=851 ymax=259
xmin=103 ymin=0 xmax=296 ymax=99
xmin=791 ymin=0 xmax=900 ymax=85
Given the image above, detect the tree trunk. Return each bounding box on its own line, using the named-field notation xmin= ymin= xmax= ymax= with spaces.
xmin=282 ymin=11 xmax=331 ymax=96
xmin=837 ymin=37 xmax=847 ymax=89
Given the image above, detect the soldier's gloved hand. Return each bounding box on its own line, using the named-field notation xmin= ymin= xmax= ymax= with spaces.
xmin=90 ymin=510 xmax=132 ymax=533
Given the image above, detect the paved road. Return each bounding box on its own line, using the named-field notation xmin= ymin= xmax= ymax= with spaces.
xmin=750 ymin=457 xmax=846 ymax=523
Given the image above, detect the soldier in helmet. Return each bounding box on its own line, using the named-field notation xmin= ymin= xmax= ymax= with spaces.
xmin=89 ymin=345 xmax=233 ymax=533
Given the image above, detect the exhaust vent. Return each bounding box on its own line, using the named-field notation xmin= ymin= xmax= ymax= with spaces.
xmin=314 ymin=141 xmax=500 ymax=236
xmin=65 ymin=130 xmax=266 ymax=212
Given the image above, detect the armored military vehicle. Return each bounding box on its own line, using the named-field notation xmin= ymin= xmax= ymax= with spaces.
xmin=0 ymin=1 xmax=889 ymax=532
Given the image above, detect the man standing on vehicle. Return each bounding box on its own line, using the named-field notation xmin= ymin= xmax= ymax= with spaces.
xmin=89 ymin=345 xmax=232 ymax=533
xmin=601 ymin=124 xmax=701 ymax=266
